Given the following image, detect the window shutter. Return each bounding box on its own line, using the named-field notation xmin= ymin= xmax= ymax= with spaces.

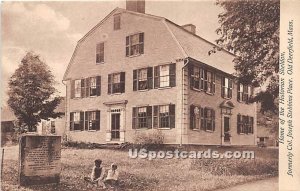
xmin=169 ymin=63 xmax=176 ymax=87
xmin=85 ymin=78 xmax=90 ymax=97
xmin=200 ymin=107 xmax=205 ymax=130
xmin=96 ymin=44 xmax=100 ymax=63
xmin=221 ymin=77 xmax=225 ymax=98
xmin=120 ymin=72 xmax=125 ymax=93
xmin=96 ymin=110 xmax=100 ymax=130
xmin=237 ymin=83 xmax=241 ymax=101
xmin=133 ymin=70 xmax=137 ymax=91
xmin=139 ymin=33 xmax=144 ymax=54
xmin=108 ymin=74 xmax=112 ymax=94
xmin=147 ymin=67 xmax=153 ymax=89
xmin=204 ymin=70 xmax=208 ymax=91
xmin=169 ymin=104 xmax=175 ymax=128
xmin=81 ymin=79 xmax=86 ymax=98
xmin=189 ymin=65 xmax=194 ymax=89
xmin=146 ymin=106 xmax=152 ymax=129
xmin=212 ymin=109 xmax=215 ymax=131
xmin=80 ymin=111 xmax=84 ymax=131
xmin=71 ymin=80 xmax=75 ymax=99
xmin=237 ymin=114 xmax=241 ymax=134
xmin=154 ymin=66 xmax=160 ymax=88
xmin=85 ymin=112 xmax=89 ymax=130
xmin=212 ymin=74 xmax=216 ymax=93
xmin=250 ymin=117 xmax=254 ymax=133
xmin=96 ymin=76 xmax=101 ymax=96
xmin=153 ymin=106 xmax=159 ymax=128
xmin=126 ymin=36 xmax=130 ymax=56
xmin=204 ymin=108 xmax=208 ymax=130
xmin=228 ymin=79 xmax=233 ymax=98
xmin=190 ymin=105 xmax=195 ymax=129
xmin=70 ymin=112 xmax=74 ymax=131
xmin=132 ymin=107 xmax=137 ymax=129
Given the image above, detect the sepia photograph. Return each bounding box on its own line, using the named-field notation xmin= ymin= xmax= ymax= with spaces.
xmin=1 ymin=0 xmax=299 ymax=190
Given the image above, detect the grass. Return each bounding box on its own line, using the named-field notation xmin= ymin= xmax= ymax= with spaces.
xmin=1 ymin=145 xmax=278 ymax=191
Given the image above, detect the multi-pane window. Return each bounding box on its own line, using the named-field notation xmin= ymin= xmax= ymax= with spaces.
xmin=85 ymin=111 xmax=100 ymax=131
xmin=71 ymin=77 xmax=101 ymax=98
xmin=237 ymin=83 xmax=251 ymax=102
xmin=237 ymin=114 xmax=254 ymax=134
xmin=74 ymin=80 xmax=81 ymax=98
xmin=132 ymin=106 xmax=152 ymax=129
xmin=126 ymin=33 xmax=144 ymax=56
xmin=190 ymin=105 xmax=215 ymax=132
xmin=133 ymin=67 xmax=153 ymax=91
xmin=190 ymin=65 xmax=215 ymax=94
xmin=50 ymin=121 xmax=55 ymax=134
xmin=222 ymin=77 xmax=233 ymax=99
xmin=154 ymin=63 xmax=176 ymax=88
xmin=108 ymin=72 xmax=125 ymax=94
xmin=70 ymin=112 xmax=84 ymax=131
xmin=96 ymin=42 xmax=104 ymax=63
xmin=204 ymin=71 xmax=215 ymax=94
xmin=153 ymin=104 xmax=175 ymax=129
xmin=114 ymin=14 xmax=121 ymax=30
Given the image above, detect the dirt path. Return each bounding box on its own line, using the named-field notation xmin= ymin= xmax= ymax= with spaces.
xmin=215 ymin=177 xmax=278 ymax=191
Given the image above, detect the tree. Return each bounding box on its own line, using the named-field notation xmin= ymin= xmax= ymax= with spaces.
xmin=213 ymin=0 xmax=279 ymax=113
xmin=8 ymin=52 xmax=63 ymax=132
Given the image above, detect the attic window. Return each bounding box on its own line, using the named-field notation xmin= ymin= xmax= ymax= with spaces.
xmin=126 ymin=33 xmax=144 ymax=56
xmin=114 ymin=14 xmax=121 ymax=30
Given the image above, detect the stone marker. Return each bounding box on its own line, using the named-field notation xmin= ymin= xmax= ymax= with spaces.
xmin=19 ymin=135 xmax=61 ymax=186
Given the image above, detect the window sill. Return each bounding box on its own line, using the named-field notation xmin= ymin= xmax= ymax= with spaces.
xmin=86 ymin=130 xmax=100 ymax=132
xmin=157 ymin=128 xmax=172 ymax=130
xmin=205 ymin=92 xmax=215 ymax=96
xmin=205 ymin=130 xmax=214 ymax=133
xmin=191 ymin=128 xmax=201 ymax=131
xmin=222 ymin=97 xmax=232 ymax=100
xmin=157 ymin=86 xmax=172 ymax=90
xmin=126 ymin=54 xmax=143 ymax=58
xmin=134 ymin=128 xmax=150 ymax=131
xmin=109 ymin=92 xmax=123 ymax=96
xmin=191 ymin=88 xmax=203 ymax=92
xmin=137 ymin=89 xmax=150 ymax=92
xmin=96 ymin=62 xmax=105 ymax=65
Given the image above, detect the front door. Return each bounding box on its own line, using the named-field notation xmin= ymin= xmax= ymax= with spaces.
xmin=224 ymin=116 xmax=230 ymax=143
xmin=111 ymin=113 xmax=120 ymax=140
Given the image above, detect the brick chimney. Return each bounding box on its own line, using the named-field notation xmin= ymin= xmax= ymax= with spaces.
xmin=126 ymin=0 xmax=145 ymax=13
xmin=182 ymin=24 xmax=196 ymax=34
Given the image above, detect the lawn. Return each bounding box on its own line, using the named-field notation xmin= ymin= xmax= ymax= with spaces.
xmin=1 ymin=145 xmax=278 ymax=191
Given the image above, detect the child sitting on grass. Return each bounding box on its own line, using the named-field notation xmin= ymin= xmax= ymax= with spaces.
xmin=104 ymin=163 xmax=119 ymax=189
xmin=84 ymin=159 xmax=105 ymax=188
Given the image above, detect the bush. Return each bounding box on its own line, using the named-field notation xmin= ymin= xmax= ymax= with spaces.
xmin=133 ymin=130 xmax=164 ymax=150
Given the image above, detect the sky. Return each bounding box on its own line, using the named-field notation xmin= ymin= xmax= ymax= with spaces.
xmin=1 ymin=0 xmax=224 ymax=106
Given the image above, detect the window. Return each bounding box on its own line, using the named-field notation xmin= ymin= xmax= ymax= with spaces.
xmin=222 ymin=77 xmax=233 ymax=99
xmin=190 ymin=105 xmax=215 ymax=131
xmin=70 ymin=112 xmax=84 ymax=131
xmin=190 ymin=65 xmax=215 ymax=94
xmin=96 ymin=43 xmax=104 ymax=63
xmin=114 ymin=14 xmax=121 ymax=30
xmin=190 ymin=66 xmax=204 ymax=90
xmin=74 ymin=80 xmax=82 ymax=98
xmin=204 ymin=71 xmax=215 ymax=94
xmin=133 ymin=67 xmax=153 ymax=91
xmin=50 ymin=121 xmax=55 ymax=134
xmin=108 ymin=72 xmax=125 ymax=94
xmin=237 ymin=114 xmax=254 ymax=134
xmin=85 ymin=111 xmax=100 ymax=131
xmin=153 ymin=104 xmax=175 ymax=129
xmin=237 ymin=83 xmax=252 ymax=102
xmin=87 ymin=76 xmax=101 ymax=96
xmin=71 ymin=77 xmax=101 ymax=98
xmin=126 ymin=33 xmax=144 ymax=56
xmin=154 ymin=63 xmax=176 ymax=88
xmin=132 ymin=106 xmax=152 ymax=129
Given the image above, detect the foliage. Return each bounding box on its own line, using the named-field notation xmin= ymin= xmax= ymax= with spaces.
xmin=133 ymin=130 xmax=164 ymax=150
xmin=8 ymin=52 xmax=63 ymax=132
xmin=213 ymin=0 xmax=279 ymax=112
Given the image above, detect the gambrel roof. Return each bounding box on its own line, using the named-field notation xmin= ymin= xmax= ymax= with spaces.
xmin=63 ymin=7 xmax=236 ymax=80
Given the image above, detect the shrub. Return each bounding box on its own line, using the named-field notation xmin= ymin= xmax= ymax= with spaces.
xmin=133 ymin=130 xmax=164 ymax=150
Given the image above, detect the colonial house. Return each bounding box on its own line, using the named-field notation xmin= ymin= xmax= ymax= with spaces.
xmin=63 ymin=0 xmax=257 ymax=145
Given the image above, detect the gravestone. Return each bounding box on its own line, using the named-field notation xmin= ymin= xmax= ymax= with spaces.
xmin=19 ymin=135 xmax=61 ymax=186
